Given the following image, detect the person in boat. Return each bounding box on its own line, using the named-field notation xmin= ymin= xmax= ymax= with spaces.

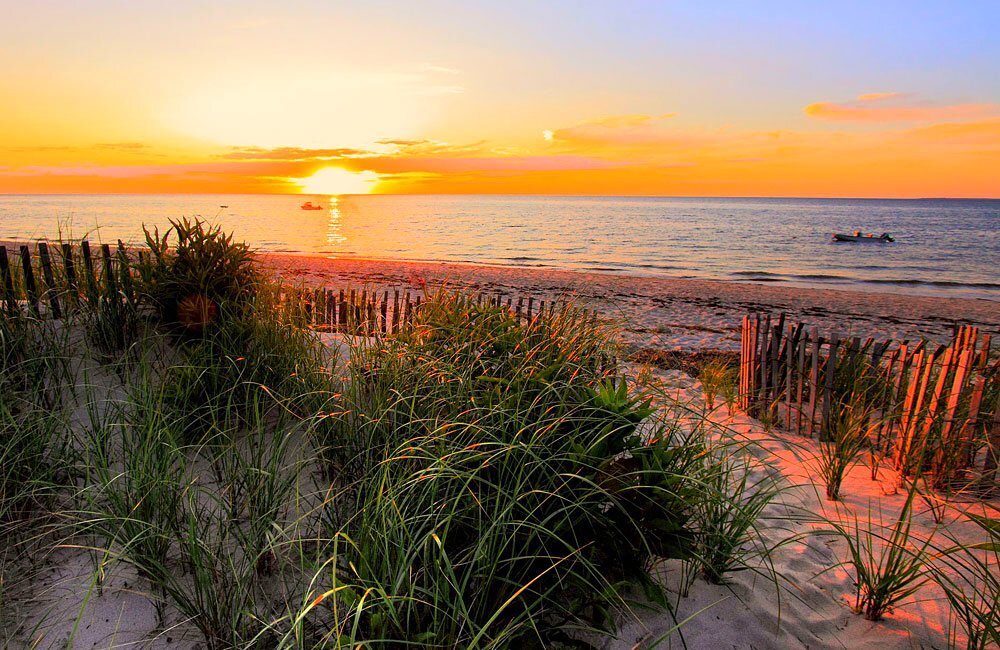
xmin=853 ymin=230 xmax=861 ymax=236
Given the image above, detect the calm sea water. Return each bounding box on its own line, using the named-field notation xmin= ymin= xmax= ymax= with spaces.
xmin=1 ymin=194 xmax=997 ymax=300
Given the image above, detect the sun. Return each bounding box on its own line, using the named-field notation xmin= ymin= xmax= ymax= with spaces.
xmin=299 ymin=167 xmax=377 ymax=195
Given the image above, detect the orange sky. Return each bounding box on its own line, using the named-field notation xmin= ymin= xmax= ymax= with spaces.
xmin=1 ymin=3 xmax=998 ymax=198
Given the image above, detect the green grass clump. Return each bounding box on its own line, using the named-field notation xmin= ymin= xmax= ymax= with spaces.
xmin=816 ymin=402 xmax=872 ymax=500
xmin=689 ymin=443 xmax=782 ymax=585
xmin=0 ymin=311 xmax=73 ymax=618
xmin=698 ymin=358 xmax=738 ymax=412
xmin=824 ymin=487 xmax=932 ymax=621
xmin=300 ymin=291 xmax=704 ymax=647
xmin=78 ymin=348 xmax=310 ymax=649
xmin=157 ymin=284 xmax=328 ymax=443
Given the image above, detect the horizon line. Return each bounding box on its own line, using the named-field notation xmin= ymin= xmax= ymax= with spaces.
xmin=1 ymin=191 xmax=998 ymax=201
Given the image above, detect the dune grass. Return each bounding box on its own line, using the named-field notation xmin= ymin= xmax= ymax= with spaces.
xmin=295 ymin=290 xmax=709 ymax=647
xmin=820 ymin=486 xmax=933 ymax=621
xmin=932 ymin=507 xmax=1000 ymax=650
xmin=815 ymin=401 xmax=873 ymax=501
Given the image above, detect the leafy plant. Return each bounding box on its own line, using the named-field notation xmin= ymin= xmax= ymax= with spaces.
xmin=137 ymin=217 xmax=260 ymax=333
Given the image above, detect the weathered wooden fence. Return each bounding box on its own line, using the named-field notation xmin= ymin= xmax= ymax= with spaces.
xmin=281 ymin=285 xmax=576 ymax=336
xmin=0 ymin=241 xmax=584 ymax=336
xmin=739 ymin=313 xmax=1000 ymax=491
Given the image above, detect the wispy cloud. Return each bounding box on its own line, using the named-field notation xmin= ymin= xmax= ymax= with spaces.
xmin=545 ymin=113 xmax=694 ymax=149
xmin=95 ymin=142 xmax=148 ymax=151
xmin=221 ymin=147 xmax=369 ymax=161
xmin=855 ymin=92 xmax=906 ymax=103
xmin=805 ymin=94 xmax=998 ymax=122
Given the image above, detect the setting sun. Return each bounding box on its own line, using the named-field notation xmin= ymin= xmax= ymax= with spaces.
xmin=298 ymin=167 xmax=378 ymax=195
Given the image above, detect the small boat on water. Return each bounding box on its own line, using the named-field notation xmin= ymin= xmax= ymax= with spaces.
xmin=832 ymin=231 xmax=895 ymax=243
xmin=300 ymin=201 xmax=323 ymax=210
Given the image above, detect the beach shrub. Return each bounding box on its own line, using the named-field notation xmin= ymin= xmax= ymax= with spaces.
xmin=137 ymin=217 xmax=259 ymax=333
xmin=298 ymin=291 xmax=703 ymax=647
xmin=0 ymin=312 xmax=73 ymax=615
xmin=84 ymin=258 xmax=143 ymax=357
xmin=0 ymin=313 xmax=73 ymax=517
xmin=0 ymin=383 xmax=66 ymax=526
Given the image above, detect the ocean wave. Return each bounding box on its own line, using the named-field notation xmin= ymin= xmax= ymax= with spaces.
xmin=863 ymin=278 xmax=1000 ymax=289
xmin=730 ymin=271 xmax=782 ymax=277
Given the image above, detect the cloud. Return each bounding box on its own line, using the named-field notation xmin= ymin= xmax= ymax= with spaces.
xmin=343 ymin=155 xmax=624 ymax=175
xmin=903 ymin=118 xmax=1000 ymax=145
xmin=375 ymin=139 xmax=489 ymax=156
xmin=95 ymin=142 xmax=148 ymax=151
xmin=805 ymin=95 xmax=999 ymax=122
xmin=221 ymin=146 xmax=369 ymax=161
xmin=855 ymin=92 xmax=905 ymax=103
xmin=546 ymin=113 xmax=698 ymax=149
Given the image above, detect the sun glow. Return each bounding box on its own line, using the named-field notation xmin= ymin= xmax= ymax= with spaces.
xmin=299 ymin=167 xmax=378 ymax=195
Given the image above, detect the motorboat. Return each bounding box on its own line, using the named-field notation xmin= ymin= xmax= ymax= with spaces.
xmin=832 ymin=231 xmax=894 ymax=243
xmin=301 ymin=201 xmax=323 ymax=210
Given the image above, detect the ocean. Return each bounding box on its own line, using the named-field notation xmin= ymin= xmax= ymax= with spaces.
xmin=1 ymin=194 xmax=997 ymax=300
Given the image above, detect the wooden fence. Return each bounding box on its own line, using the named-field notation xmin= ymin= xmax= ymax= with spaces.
xmin=739 ymin=313 xmax=1000 ymax=491
xmin=0 ymin=240 xmax=582 ymax=336
xmin=281 ymin=284 xmax=574 ymax=336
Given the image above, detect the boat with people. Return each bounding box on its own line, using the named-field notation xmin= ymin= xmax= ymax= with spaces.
xmin=832 ymin=230 xmax=894 ymax=243
xmin=300 ymin=201 xmax=324 ymax=210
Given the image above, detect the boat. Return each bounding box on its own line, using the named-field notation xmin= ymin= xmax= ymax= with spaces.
xmin=300 ymin=201 xmax=323 ymax=210
xmin=832 ymin=231 xmax=894 ymax=243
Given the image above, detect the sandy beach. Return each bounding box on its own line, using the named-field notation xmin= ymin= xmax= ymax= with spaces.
xmin=260 ymin=253 xmax=1000 ymax=352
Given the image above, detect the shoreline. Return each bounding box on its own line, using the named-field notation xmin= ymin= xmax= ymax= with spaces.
xmin=259 ymin=252 xmax=1000 ymax=352
xmin=265 ymin=250 xmax=1000 ymax=302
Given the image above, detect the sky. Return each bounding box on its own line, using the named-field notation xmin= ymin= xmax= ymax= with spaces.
xmin=1 ymin=1 xmax=998 ymax=197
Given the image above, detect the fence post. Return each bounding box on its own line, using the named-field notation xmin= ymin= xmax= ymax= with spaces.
xmin=0 ymin=246 xmax=16 ymax=314
xmin=61 ymin=243 xmax=78 ymax=311
xmin=80 ymin=241 xmax=98 ymax=304
xmin=820 ymin=333 xmax=839 ymax=441
xmin=19 ymin=245 xmax=40 ymax=316
xmin=37 ymin=243 xmax=62 ymax=319
xmin=795 ymin=330 xmax=807 ymax=434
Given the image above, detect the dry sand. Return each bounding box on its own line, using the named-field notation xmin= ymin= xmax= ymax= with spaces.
xmin=260 ymin=253 xmax=1000 ymax=353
